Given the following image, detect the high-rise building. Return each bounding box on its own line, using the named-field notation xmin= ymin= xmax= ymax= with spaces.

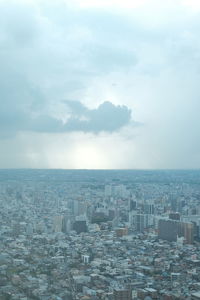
xmin=144 ymin=203 xmax=155 ymax=215
xmin=158 ymin=219 xmax=194 ymax=244
xmin=158 ymin=219 xmax=178 ymax=242
xmin=169 ymin=212 xmax=180 ymax=221
xmin=73 ymin=215 xmax=88 ymax=234
xmin=73 ymin=220 xmax=87 ymax=234
xmin=179 ymin=222 xmax=194 ymax=244
xmin=129 ymin=199 xmax=137 ymax=211
xmin=53 ymin=215 xmax=64 ymax=233
xmin=169 ymin=193 xmax=178 ymax=212
xmin=133 ymin=214 xmax=149 ymax=232
xmin=73 ymin=200 xmax=86 ymax=216
xmin=62 ymin=215 xmax=72 ymax=233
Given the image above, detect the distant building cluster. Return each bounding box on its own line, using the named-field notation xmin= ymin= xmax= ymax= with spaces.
xmin=1 ymin=169 xmax=200 ymax=299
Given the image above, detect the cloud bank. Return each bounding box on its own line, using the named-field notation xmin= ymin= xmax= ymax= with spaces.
xmin=0 ymin=100 xmax=132 ymax=136
xmin=0 ymin=0 xmax=134 ymax=138
xmin=0 ymin=0 xmax=200 ymax=168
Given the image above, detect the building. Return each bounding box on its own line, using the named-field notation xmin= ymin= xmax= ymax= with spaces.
xmin=179 ymin=222 xmax=194 ymax=244
xmin=129 ymin=199 xmax=137 ymax=211
xmin=53 ymin=215 xmax=64 ymax=233
xmin=169 ymin=212 xmax=180 ymax=221
xmin=143 ymin=203 xmax=155 ymax=215
xmin=73 ymin=200 xmax=86 ymax=216
xmin=158 ymin=219 xmax=194 ymax=244
xmin=135 ymin=214 xmax=149 ymax=232
xmin=73 ymin=220 xmax=87 ymax=234
xmin=192 ymin=292 xmax=200 ymax=299
xmin=115 ymin=228 xmax=128 ymax=237
xmin=114 ymin=288 xmax=132 ymax=300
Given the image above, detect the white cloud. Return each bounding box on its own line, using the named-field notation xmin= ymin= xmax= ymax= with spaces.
xmin=183 ymin=0 xmax=200 ymax=12
xmin=73 ymin=0 xmax=147 ymax=10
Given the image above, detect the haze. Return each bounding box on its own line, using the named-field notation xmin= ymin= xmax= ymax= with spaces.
xmin=0 ymin=0 xmax=200 ymax=169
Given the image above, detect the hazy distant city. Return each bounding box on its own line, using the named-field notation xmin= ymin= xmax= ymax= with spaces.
xmin=1 ymin=169 xmax=200 ymax=299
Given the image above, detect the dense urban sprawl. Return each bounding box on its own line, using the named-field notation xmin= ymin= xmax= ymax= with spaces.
xmin=1 ymin=170 xmax=200 ymax=299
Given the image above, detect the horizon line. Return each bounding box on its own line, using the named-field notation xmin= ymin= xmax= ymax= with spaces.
xmin=0 ymin=168 xmax=200 ymax=171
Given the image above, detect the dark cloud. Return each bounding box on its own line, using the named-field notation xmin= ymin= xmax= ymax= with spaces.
xmin=0 ymin=0 xmax=135 ymax=138
xmin=63 ymin=101 xmax=132 ymax=132
xmin=0 ymin=99 xmax=132 ymax=136
xmin=1 ymin=0 xmax=200 ymax=169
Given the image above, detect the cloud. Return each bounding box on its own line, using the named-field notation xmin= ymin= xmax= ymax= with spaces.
xmin=73 ymin=0 xmax=147 ymax=10
xmin=0 ymin=0 xmax=136 ymax=132
xmin=0 ymin=0 xmax=200 ymax=168
xmin=0 ymin=98 xmax=133 ymax=136
xmin=0 ymin=0 xmax=137 ymax=138
xmin=63 ymin=101 xmax=132 ymax=132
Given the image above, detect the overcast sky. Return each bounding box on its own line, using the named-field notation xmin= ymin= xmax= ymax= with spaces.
xmin=1 ymin=0 xmax=200 ymax=169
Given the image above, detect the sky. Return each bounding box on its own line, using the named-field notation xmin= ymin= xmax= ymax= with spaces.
xmin=0 ymin=0 xmax=200 ymax=169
